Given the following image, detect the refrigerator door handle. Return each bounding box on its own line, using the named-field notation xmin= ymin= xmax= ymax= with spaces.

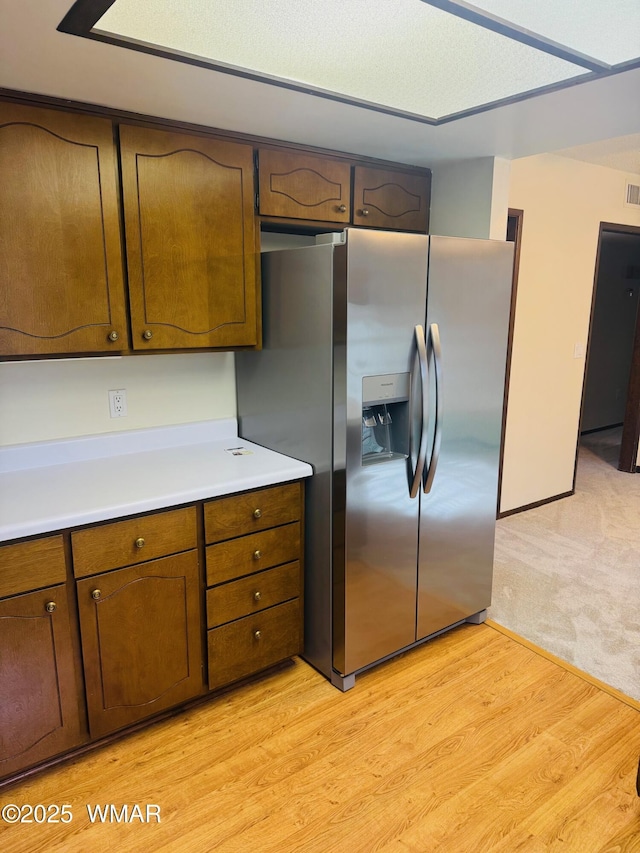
xmin=408 ymin=324 xmax=429 ymax=499
xmin=423 ymin=322 xmax=443 ymax=494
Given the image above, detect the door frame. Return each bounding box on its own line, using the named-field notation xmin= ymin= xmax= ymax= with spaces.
xmin=497 ymin=208 xmax=524 ymax=517
xmin=574 ymin=221 xmax=640 ymax=480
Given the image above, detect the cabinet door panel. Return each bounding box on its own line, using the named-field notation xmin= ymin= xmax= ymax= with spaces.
xmin=120 ymin=125 xmax=258 ymax=350
xmin=258 ymin=149 xmax=351 ymax=223
xmin=0 ymin=586 xmax=84 ymax=778
xmin=353 ymin=166 xmax=430 ymax=232
xmin=0 ymin=102 xmax=127 ymax=356
xmin=76 ymin=551 xmax=203 ymax=738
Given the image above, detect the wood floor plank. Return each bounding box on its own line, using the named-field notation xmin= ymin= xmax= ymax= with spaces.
xmin=471 ymin=697 xmax=640 ymax=851
xmin=0 ymin=624 xmax=637 ymax=853
xmin=248 ymin=673 xmax=604 ymax=853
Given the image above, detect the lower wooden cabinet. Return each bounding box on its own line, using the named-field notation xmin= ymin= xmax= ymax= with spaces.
xmin=208 ymin=599 xmax=301 ymax=690
xmin=76 ymin=551 xmax=204 ymax=739
xmin=204 ymin=482 xmax=304 ymax=690
xmin=0 ymin=585 xmax=84 ymax=778
xmin=0 ymin=479 xmax=305 ymax=786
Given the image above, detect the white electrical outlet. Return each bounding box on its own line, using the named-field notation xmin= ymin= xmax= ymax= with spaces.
xmin=108 ymin=389 xmax=128 ymax=418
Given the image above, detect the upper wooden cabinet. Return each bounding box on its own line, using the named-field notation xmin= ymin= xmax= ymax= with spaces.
xmin=258 ymin=150 xmax=430 ymax=232
xmin=0 ymin=102 xmax=128 ymax=356
xmin=258 ymin=149 xmax=351 ymax=224
xmin=353 ymin=166 xmax=430 ymax=232
xmin=119 ymin=125 xmax=259 ymax=350
xmin=0 ymin=93 xmax=431 ymax=360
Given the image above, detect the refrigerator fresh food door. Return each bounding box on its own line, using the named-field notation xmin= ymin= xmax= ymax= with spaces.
xmin=336 ymin=229 xmax=429 ymax=677
xmin=417 ymin=235 xmax=513 ymax=639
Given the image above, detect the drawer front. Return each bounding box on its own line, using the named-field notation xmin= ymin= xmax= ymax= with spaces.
xmin=72 ymin=507 xmax=197 ymax=578
xmin=207 ymin=561 xmax=300 ymax=628
xmin=208 ymin=599 xmax=301 ymax=690
xmin=0 ymin=535 xmax=66 ymax=599
xmin=258 ymin=149 xmax=351 ymax=223
xmin=206 ymin=523 xmax=300 ymax=585
xmin=205 ymin=482 xmax=301 ymax=543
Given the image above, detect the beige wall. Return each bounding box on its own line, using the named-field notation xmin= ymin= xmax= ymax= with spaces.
xmin=501 ymin=154 xmax=640 ymax=511
xmin=0 ymin=353 xmax=236 ymax=446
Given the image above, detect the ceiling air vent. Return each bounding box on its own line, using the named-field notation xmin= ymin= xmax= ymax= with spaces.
xmin=625 ymin=181 xmax=640 ymax=207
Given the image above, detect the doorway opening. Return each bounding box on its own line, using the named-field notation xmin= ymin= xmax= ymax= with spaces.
xmin=576 ymin=222 xmax=640 ymax=480
xmin=497 ymin=208 xmax=523 ymax=517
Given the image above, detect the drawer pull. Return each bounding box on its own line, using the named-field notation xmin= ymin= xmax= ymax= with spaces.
xmin=91 ymin=589 xmax=102 ymax=600
xmin=45 ymin=601 xmax=57 ymax=613
xmin=253 ymin=550 xmax=262 ymax=560
xmin=135 ymin=537 xmax=145 ymax=549
xmin=253 ymin=508 xmax=262 ymax=519
xmin=254 ymin=630 xmax=262 ymax=640
xmin=253 ymin=591 xmax=262 ymax=602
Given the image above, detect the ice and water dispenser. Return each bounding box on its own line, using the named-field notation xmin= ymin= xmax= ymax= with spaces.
xmin=361 ymin=373 xmax=410 ymax=465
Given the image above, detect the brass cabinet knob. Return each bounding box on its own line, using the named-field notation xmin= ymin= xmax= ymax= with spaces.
xmin=338 ymin=204 xmax=346 ymax=213
xmin=360 ymin=208 xmax=370 ymax=217
xmin=254 ymin=630 xmax=262 ymax=640
xmin=142 ymin=329 xmax=153 ymax=340
xmin=91 ymin=589 xmax=101 ymax=600
xmin=253 ymin=550 xmax=262 ymax=560
xmin=253 ymin=508 xmax=262 ymax=519
xmin=107 ymin=330 xmax=119 ymax=342
xmin=45 ymin=601 xmax=56 ymax=613
xmin=253 ymin=591 xmax=262 ymax=602
xmin=135 ymin=537 xmax=145 ymax=549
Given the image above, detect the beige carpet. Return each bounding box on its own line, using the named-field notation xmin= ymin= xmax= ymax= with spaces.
xmin=490 ymin=427 xmax=640 ymax=701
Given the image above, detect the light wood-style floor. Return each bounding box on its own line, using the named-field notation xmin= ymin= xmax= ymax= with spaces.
xmin=2 ymin=624 xmax=639 ymax=852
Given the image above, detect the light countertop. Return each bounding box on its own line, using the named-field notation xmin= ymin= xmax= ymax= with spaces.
xmin=0 ymin=419 xmax=313 ymax=542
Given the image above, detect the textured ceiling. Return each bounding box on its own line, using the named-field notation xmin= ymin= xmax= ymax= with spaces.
xmin=2 ymin=0 xmax=640 ymax=167
xmin=95 ymin=0 xmax=592 ymax=121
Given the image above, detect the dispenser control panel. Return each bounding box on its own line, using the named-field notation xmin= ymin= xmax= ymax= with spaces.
xmin=362 ymin=373 xmax=410 ymax=406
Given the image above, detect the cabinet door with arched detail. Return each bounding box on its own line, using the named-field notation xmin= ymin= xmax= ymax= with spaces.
xmin=0 ymin=102 xmax=128 ymax=357
xmin=258 ymin=149 xmax=351 ymax=224
xmin=119 ymin=125 xmax=259 ymax=350
xmin=76 ymin=551 xmax=203 ymax=739
xmin=353 ymin=166 xmax=430 ymax=233
xmin=0 ymin=584 xmax=84 ymax=779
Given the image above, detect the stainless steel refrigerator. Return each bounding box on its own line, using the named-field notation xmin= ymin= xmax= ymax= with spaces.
xmin=236 ymin=228 xmax=513 ymax=689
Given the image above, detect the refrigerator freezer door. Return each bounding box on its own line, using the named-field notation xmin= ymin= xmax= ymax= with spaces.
xmin=417 ymin=235 xmax=513 ymax=639
xmin=336 ymin=229 xmax=429 ymax=676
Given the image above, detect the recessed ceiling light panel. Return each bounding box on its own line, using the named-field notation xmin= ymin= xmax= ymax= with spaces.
xmin=94 ymin=0 xmax=591 ymax=121
xmin=439 ymin=0 xmax=640 ymax=66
